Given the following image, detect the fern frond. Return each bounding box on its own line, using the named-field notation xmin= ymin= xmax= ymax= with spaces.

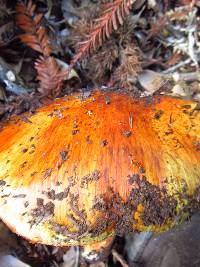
xmin=16 ymin=0 xmax=51 ymax=56
xmin=71 ymin=0 xmax=134 ymax=66
xmin=35 ymin=56 xmax=65 ymax=97
xmin=15 ymin=1 xmax=65 ymax=97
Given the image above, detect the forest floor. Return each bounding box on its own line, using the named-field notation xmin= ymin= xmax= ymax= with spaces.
xmin=0 ymin=0 xmax=200 ymax=266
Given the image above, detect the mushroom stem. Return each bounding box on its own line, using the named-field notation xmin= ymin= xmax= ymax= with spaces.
xmin=81 ymin=235 xmax=115 ymax=262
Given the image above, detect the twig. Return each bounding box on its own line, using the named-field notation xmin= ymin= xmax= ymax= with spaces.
xmin=112 ymin=249 xmax=130 ymax=267
xmin=162 ymin=58 xmax=191 ymax=74
xmin=170 ymin=71 xmax=200 ymax=82
xmin=156 ymin=70 xmax=200 ymax=83
xmin=74 ymin=246 xmax=80 ymax=267
xmin=187 ymin=8 xmax=199 ymax=69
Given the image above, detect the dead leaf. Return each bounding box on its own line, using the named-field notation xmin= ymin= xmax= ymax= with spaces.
xmin=138 ymin=70 xmax=166 ymax=94
xmin=0 ymin=255 xmax=31 ymax=267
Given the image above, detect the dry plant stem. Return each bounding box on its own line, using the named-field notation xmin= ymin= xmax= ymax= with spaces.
xmin=70 ymin=0 xmax=135 ymax=67
xmin=161 ymin=69 xmax=200 ymax=82
xmin=162 ymin=58 xmax=192 ymax=74
xmin=170 ymin=71 xmax=200 ymax=82
xmin=112 ymin=249 xmax=130 ymax=267
xmin=187 ymin=8 xmax=199 ymax=69
xmin=74 ymin=246 xmax=80 ymax=267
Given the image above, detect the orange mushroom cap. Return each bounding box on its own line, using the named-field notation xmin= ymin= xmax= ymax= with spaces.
xmin=0 ymin=91 xmax=199 ymax=246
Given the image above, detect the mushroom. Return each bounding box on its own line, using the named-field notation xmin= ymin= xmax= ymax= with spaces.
xmin=0 ymin=91 xmax=199 ymax=253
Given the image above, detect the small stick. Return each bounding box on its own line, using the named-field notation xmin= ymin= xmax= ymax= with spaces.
xmin=112 ymin=249 xmax=130 ymax=267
